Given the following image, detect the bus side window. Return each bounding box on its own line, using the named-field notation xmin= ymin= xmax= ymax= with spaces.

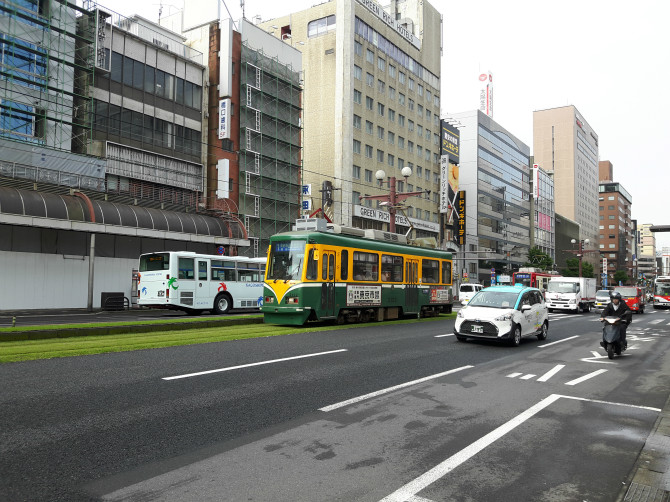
xmin=178 ymin=258 xmax=194 ymax=280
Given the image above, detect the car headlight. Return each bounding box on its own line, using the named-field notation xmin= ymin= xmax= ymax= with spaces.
xmin=494 ymin=313 xmax=513 ymax=321
xmin=457 ymin=310 xmax=465 ymax=318
xmin=569 ymin=299 xmax=576 ymax=304
xmin=632 ymin=303 xmax=638 ymax=308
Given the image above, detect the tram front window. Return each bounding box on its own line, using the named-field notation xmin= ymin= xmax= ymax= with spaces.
xmin=267 ymin=240 xmax=306 ymax=280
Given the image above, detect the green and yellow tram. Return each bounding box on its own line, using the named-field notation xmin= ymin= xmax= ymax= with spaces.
xmin=261 ymin=226 xmax=453 ymax=325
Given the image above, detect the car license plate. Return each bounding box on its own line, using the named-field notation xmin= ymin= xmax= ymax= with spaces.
xmin=471 ymin=325 xmax=483 ymax=333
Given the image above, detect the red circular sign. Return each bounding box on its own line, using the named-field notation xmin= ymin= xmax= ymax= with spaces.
xmin=479 ymin=74 xmax=487 ymax=81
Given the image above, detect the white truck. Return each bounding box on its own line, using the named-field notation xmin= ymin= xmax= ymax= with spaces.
xmin=546 ymin=277 xmax=596 ymax=313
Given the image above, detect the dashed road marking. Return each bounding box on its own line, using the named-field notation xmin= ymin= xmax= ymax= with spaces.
xmin=565 ymin=369 xmax=608 ymax=386
xmin=519 ymin=374 xmax=536 ymax=380
xmin=538 ymin=335 xmax=579 ymax=348
xmin=506 ymin=372 xmax=523 ymax=378
xmin=537 ymin=364 xmax=566 ymax=382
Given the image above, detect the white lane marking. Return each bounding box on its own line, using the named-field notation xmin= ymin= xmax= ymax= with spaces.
xmin=506 ymin=372 xmax=523 ymax=378
xmin=434 ymin=334 xmax=453 ymax=338
xmin=537 ymin=364 xmax=566 ymax=382
xmin=555 ymin=394 xmax=662 ymax=412
xmin=520 ymin=374 xmax=536 ymax=380
xmin=379 ymin=393 xmax=661 ymax=502
xmin=537 ymin=335 xmax=579 ymax=348
xmin=163 ymin=349 xmax=348 ymax=381
xmin=565 ymin=369 xmax=608 ymax=386
xmin=580 ymin=351 xmax=615 ymax=364
xmin=319 ymin=366 xmax=474 ymax=412
xmin=378 ymin=394 xmax=563 ymax=502
xmin=650 ymin=319 xmax=663 ymax=324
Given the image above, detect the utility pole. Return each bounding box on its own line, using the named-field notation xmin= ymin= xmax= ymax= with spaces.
xmin=567 ymin=238 xmax=598 ymax=277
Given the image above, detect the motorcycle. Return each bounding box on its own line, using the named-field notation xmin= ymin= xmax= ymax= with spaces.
xmin=600 ymin=317 xmax=627 ymax=359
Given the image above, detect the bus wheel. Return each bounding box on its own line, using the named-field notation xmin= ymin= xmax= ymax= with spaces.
xmin=214 ymin=293 xmax=232 ymax=315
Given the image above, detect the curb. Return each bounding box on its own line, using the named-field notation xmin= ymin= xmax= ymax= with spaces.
xmin=0 ymin=316 xmax=265 ymax=342
xmin=620 ymin=393 xmax=670 ymax=501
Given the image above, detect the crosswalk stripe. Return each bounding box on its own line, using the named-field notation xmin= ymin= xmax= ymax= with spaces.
xmin=650 ymin=319 xmax=663 ymax=324
xmin=520 ymin=374 xmax=536 ymax=380
xmin=507 ymin=372 xmax=523 ymax=378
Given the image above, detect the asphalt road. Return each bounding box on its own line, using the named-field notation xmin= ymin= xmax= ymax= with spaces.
xmin=1 ymin=307 xmax=669 ymax=501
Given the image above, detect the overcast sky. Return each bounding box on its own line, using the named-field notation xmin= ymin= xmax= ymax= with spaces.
xmin=104 ymin=0 xmax=670 ymax=252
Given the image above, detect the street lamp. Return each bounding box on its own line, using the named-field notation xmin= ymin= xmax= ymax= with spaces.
xmin=359 ymin=167 xmax=425 ymax=233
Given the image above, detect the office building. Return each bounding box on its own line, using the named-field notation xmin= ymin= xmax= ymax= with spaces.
xmin=258 ymin=0 xmax=443 ymax=240
xmin=638 ymin=223 xmax=657 ymax=280
xmin=0 ymin=2 xmax=248 ymax=310
xmin=530 ymin=164 xmax=555 ymax=262
xmin=448 ymin=109 xmax=532 ymax=285
xmin=533 ymin=105 xmax=600 ymax=268
xmin=598 ymin=180 xmax=633 ymax=284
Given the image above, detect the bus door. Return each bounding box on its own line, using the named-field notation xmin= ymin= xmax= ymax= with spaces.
xmin=320 ymin=249 xmax=336 ymax=316
xmin=405 ymin=259 xmax=419 ymax=313
xmin=194 ymin=259 xmax=209 ymax=308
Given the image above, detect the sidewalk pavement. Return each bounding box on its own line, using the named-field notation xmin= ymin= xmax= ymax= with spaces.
xmin=621 ymin=392 xmax=670 ymax=501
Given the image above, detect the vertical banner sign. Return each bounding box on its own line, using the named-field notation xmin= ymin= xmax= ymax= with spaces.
xmin=218 ymin=98 xmax=231 ymax=139
xmin=532 ymin=164 xmax=540 ymax=199
xmin=603 ymin=258 xmax=607 ymax=273
xmin=94 ymin=9 xmax=111 ymax=72
xmin=440 ymin=156 xmax=450 ymax=214
xmin=456 ymin=190 xmax=466 ymax=245
xmin=478 ymin=71 xmax=493 ymax=117
xmin=440 ymin=121 xmax=460 ymax=164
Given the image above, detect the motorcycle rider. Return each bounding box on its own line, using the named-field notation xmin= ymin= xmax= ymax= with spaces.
xmin=598 ymin=291 xmax=632 ymax=348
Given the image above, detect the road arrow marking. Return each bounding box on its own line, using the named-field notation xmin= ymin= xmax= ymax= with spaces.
xmin=565 ymin=369 xmax=608 ymax=386
xmin=537 ymin=364 xmax=566 ymax=382
xmin=580 ymin=351 xmax=615 ymax=364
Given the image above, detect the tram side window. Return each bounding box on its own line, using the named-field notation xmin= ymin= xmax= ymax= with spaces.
xmin=341 ymin=250 xmax=348 ymax=280
xmin=306 ymin=249 xmax=318 ymax=280
xmin=441 ymin=260 xmax=452 ymax=284
xmin=353 ymin=251 xmax=378 ymax=281
xmin=381 ymin=254 xmax=403 ymax=282
xmin=422 ymin=259 xmax=439 ymax=283
xmin=178 ymin=258 xmax=194 ymax=279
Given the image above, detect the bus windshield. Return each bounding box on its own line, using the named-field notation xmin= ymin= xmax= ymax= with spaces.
xmin=547 ymin=282 xmax=578 ymax=294
xmin=267 ymin=240 xmax=306 ymax=280
xmin=139 ymin=253 xmax=170 ymax=271
xmin=655 ymin=282 xmax=670 ymax=296
xmin=614 ymin=287 xmax=637 ymax=297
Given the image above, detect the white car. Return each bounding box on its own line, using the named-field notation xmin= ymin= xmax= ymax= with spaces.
xmin=459 ymin=283 xmax=483 ymax=305
xmin=454 ymin=285 xmax=549 ymax=346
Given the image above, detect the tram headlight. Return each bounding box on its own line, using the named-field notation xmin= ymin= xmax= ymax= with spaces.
xmin=265 ymin=296 xmax=274 ymax=304
xmin=286 ymin=297 xmax=299 ymax=304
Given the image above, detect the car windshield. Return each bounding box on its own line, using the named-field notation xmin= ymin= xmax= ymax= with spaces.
xmin=547 ymin=282 xmax=578 ymax=293
xmin=614 ymin=287 xmax=637 ymax=297
xmin=596 ymin=290 xmax=611 ymax=299
xmin=267 ymin=240 xmax=306 ymax=280
xmin=467 ymin=291 xmax=520 ymax=309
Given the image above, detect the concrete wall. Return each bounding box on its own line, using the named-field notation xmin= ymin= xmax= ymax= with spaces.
xmin=0 ymin=252 xmax=136 ymax=310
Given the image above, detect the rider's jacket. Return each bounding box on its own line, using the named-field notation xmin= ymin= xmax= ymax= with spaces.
xmin=601 ymin=301 xmax=632 ymax=323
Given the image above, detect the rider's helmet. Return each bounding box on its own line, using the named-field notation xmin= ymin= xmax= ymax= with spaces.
xmin=610 ymin=291 xmax=622 ymax=301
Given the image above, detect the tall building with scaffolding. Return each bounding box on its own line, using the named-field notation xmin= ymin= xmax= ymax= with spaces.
xmin=164 ymin=11 xmax=303 ymax=258
xmin=257 ymin=0 xmax=443 ymax=240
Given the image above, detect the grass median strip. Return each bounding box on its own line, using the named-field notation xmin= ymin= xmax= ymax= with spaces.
xmin=0 ymin=313 xmax=456 ymax=363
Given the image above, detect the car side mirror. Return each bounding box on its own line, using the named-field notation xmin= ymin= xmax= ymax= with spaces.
xmin=521 ymin=305 xmax=532 ymax=312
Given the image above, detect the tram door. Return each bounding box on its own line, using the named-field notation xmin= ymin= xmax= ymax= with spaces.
xmin=405 ymin=259 xmax=419 ymax=313
xmin=320 ymin=250 xmax=336 ymax=317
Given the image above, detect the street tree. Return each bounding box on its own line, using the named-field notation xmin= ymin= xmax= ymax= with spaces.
xmin=563 ymin=258 xmax=594 ymax=278
xmin=523 ymin=246 xmax=554 ymax=271
xmin=613 ymin=270 xmax=629 ymax=285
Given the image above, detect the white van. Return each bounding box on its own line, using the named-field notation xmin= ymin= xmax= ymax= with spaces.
xmin=459 ymin=283 xmax=483 ymax=305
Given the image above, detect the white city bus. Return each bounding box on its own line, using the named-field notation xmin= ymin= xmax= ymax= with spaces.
xmin=138 ymin=251 xmax=266 ymax=315
xmin=653 ymin=276 xmax=670 ymax=309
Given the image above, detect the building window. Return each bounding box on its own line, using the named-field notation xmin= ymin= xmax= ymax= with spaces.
xmin=388 ymin=131 xmax=395 ymax=144
xmin=399 ymin=71 xmax=406 ymax=84
xmin=377 ymin=79 xmax=385 ymax=93
xmin=353 ymin=165 xmax=361 ymax=178
xmin=365 ymin=169 xmax=373 ymax=182
xmin=366 ymin=72 xmax=374 ymax=86
xmin=377 ymin=103 xmax=384 ymax=116
xmin=408 ymin=141 xmax=414 ymax=153
xmin=408 ymin=120 xmax=414 ymax=132
xmin=377 ymin=149 xmax=384 ymax=162
xmin=354 ymin=40 xmax=362 ymax=56
xmin=365 ymin=145 xmax=373 ymax=158
xmin=353 ymin=114 xmax=361 ymax=129
xmin=354 ymin=65 xmax=362 ymax=80
xmin=366 ymin=96 xmax=374 ymax=110
xmin=377 ymin=126 xmax=384 ymax=139
xmin=377 ymin=57 xmax=385 ymax=71
xmin=398 ymin=114 xmax=405 ymax=127
xmin=389 ymin=86 xmax=396 ymax=100
xmin=354 ymin=89 xmax=362 ymax=104
xmin=366 ymin=120 xmax=373 ymax=134
xmin=398 ymin=136 xmax=405 ymax=149
xmin=389 ymin=64 xmax=396 ymax=78
xmin=418 ymin=84 xmax=423 ymax=96
xmin=308 ymin=15 xmax=336 ymax=37
xmin=366 ymin=48 xmax=374 ymax=64
xmin=353 ymin=139 xmax=361 ymax=154
xmin=399 ymin=93 xmax=405 ymax=105
xmin=409 ymin=78 xmax=415 ymax=91
xmin=388 ymin=154 xmax=394 ymax=166
xmin=408 ymin=98 xmax=414 ymax=111
xmin=388 ymin=109 xmax=395 ymax=122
